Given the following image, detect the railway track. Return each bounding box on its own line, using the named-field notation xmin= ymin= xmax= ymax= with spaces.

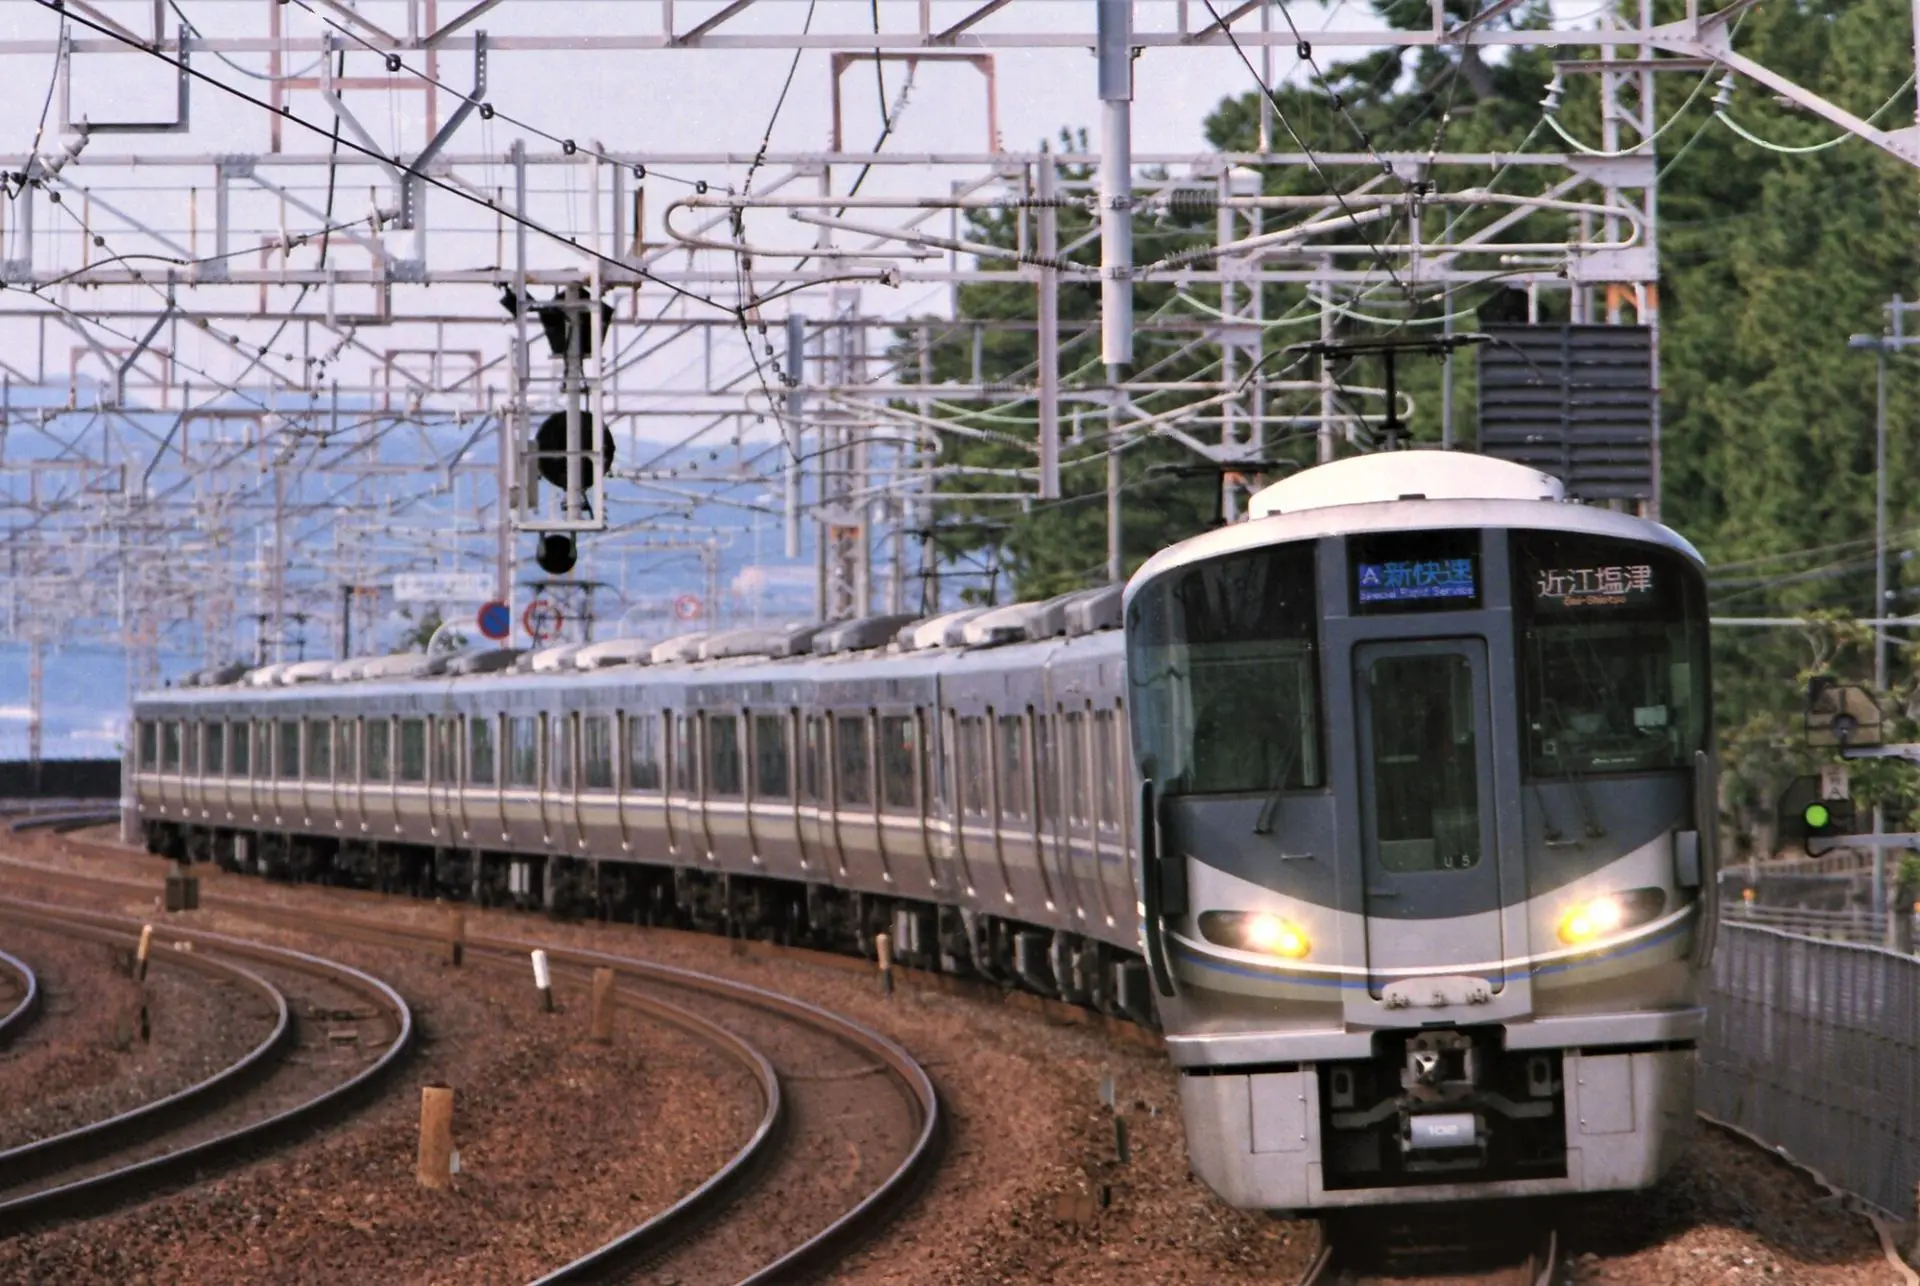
xmin=0 ymin=898 xmax=414 ymax=1232
xmin=1300 ymin=1208 xmax=1560 ymax=1286
xmin=0 ymin=854 xmax=942 ymax=1284
xmin=0 ymin=945 xmax=40 ymax=1047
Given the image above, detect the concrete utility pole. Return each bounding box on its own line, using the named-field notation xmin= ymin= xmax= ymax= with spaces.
xmin=1097 ymin=0 xmax=1132 ymax=585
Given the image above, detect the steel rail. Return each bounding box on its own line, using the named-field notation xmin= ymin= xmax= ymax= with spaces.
xmin=0 ymin=896 xmax=414 ymax=1231
xmin=1299 ymin=1217 xmax=1559 ymax=1286
xmin=0 ymin=910 xmax=292 ymax=1198
xmin=0 ymin=854 xmax=940 ymax=1285
xmin=0 ymin=946 xmax=41 ymax=1048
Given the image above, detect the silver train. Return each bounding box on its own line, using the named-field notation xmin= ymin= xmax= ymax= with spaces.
xmin=132 ymin=450 xmax=1717 ymax=1213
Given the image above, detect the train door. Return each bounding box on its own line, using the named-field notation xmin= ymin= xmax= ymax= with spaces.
xmin=1094 ymin=704 xmax=1134 ymax=927
xmin=661 ymin=710 xmax=685 ymax=858
xmin=877 ymin=709 xmax=933 ymax=889
xmin=797 ymin=713 xmax=832 ymax=877
xmin=833 ymin=710 xmax=889 ymax=887
xmin=1353 ymin=640 xmax=1504 ymax=994
xmin=1063 ymin=704 xmax=1112 ymax=926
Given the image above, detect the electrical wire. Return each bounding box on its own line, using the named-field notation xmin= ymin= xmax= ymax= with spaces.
xmin=1714 ymin=73 xmax=1917 ymax=154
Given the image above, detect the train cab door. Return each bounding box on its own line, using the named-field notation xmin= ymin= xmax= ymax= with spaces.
xmin=1353 ymin=640 xmax=1505 ymax=997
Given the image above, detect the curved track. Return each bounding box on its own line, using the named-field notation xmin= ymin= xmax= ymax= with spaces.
xmin=0 ymin=898 xmax=414 ymax=1232
xmin=0 ymin=946 xmax=40 ymax=1047
xmin=0 ymin=855 xmax=941 ymax=1284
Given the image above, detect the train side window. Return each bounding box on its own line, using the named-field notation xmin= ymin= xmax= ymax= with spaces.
xmin=435 ymin=719 xmax=459 ymax=785
xmin=674 ymin=714 xmax=696 ymax=794
xmin=582 ymin=715 xmax=615 ymax=790
xmin=336 ymin=720 xmax=357 ymax=782
xmin=928 ymin=712 xmax=948 ymax=814
xmin=229 ymin=721 xmax=250 ymax=777
xmin=803 ymin=715 xmax=825 ymax=802
xmin=184 ymin=723 xmax=201 ymax=775
xmin=138 ymin=721 xmax=157 ymax=771
xmin=1093 ymin=709 xmax=1120 ymax=832
xmin=708 ymin=715 xmax=742 ymax=797
xmin=161 ymin=721 xmax=181 ymax=772
xmin=398 ymin=718 xmax=427 ymax=783
xmin=1065 ymin=710 xmax=1088 ymax=826
xmin=995 ymin=714 xmax=1028 ymax=821
xmin=308 ymin=719 xmax=333 ymax=781
xmin=754 ymin=713 xmax=790 ymax=800
xmin=278 ymin=720 xmax=301 ymax=780
xmin=957 ymin=716 xmax=988 ymax=816
xmin=506 ymin=716 xmax=537 ymax=787
xmin=626 ymin=714 xmax=661 ymax=790
xmin=1034 ymin=711 xmax=1058 ymax=826
xmin=836 ymin=714 xmax=871 ymax=807
xmin=879 ymin=714 xmax=917 ymax=813
xmin=255 ymin=722 xmax=274 ymax=781
xmin=550 ymin=715 xmax=575 ymax=790
xmin=469 ymin=716 xmax=496 ymax=786
xmin=366 ymin=719 xmax=391 ymax=782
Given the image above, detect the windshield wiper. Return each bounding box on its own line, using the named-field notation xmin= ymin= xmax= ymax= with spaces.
xmin=1252 ymin=720 xmax=1303 ymax=837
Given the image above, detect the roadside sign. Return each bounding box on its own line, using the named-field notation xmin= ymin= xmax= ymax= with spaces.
xmin=476 ymin=601 xmax=512 ymax=642
xmin=673 ymin=593 xmax=703 ymax=622
xmin=522 ymin=598 xmax=564 ymax=643
xmin=395 ymin=571 xmax=494 ymax=603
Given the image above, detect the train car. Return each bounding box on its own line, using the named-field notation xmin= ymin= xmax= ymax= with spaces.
xmin=130 ymin=448 xmax=1717 ymax=1216
xmin=1127 ymin=451 xmax=1717 ymax=1210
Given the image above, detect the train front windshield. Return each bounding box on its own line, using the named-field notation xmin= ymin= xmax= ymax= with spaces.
xmin=1512 ymin=531 xmax=1710 ymax=777
xmin=1125 ymin=541 xmax=1323 ymax=797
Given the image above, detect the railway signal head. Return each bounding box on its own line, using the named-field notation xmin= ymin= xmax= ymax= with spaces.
xmin=1777 ymin=774 xmax=1857 ymax=854
xmin=1805 ymin=675 xmax=1881 ymax=749
xmin=535 ymin=532 xmax=577 ymax=576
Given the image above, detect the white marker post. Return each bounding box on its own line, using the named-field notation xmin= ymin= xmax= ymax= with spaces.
xmin=135 ymin=924 xmax=153 ymax=981
xmin=531 ymin=949 xmax=554 ymax=1012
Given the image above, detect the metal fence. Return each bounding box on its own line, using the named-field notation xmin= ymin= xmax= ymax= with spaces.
xmin=1722 ymin=902 xmax=1894 ymax=946
xmin=1700 ymin=924 xmax=1920 ymax=1217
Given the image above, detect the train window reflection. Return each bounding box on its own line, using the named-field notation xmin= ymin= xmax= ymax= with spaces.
xmin=583 ymin=716 xmax=614 ymax=790
xmin=1127 ymin=541 xmax=1322 ymax=797
xmin=627 ymin=714 xmax=661 ymax=790
xmin=1511 ymin=532 xmax=1708 ymax=778
xmin=278 ymin=720 xmax=301 ymax=780
xmin=708 ymin=715 xmax=742 ymax=797
xmin=837 ymin=714 xmax=871 ymax=807
xmin=307 ymin=719 xmax=332 ymax=781
xmin=879 ymin=715 xmax=916 ymax=813
xmin=506 ymin=716 xmax=537 ymax=787
xmin=398 ymin=718 xmax=426 ymax=783
xmin=470 ymin=717 xmax=495 ymax=786
xmin=754 ymin=714 xmax=789 ymax=799
xmin=1366 ymin=652 xmax=1481 ymax=873
xmin=229 ymin=721 xmax=250 ymax=777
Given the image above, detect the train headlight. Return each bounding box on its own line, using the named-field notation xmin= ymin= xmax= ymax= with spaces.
xmin=1198 ymin=911 xmax=1311 ymax=959
xmin=1555 ymin=888 xmax=1666 ymax=945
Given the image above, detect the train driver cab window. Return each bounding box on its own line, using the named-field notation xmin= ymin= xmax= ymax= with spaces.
xmin=229 ymin=721 xmax=250 ymax=777
xmin=278 ymin=720 xmax=301 ymax=780
xmin=138 ymin=721 xmax=157 ymax=771
xmin=507 ymin=716 xmax=538 ymax=788
xmin=470 ymin=716 xmax=496 ymax=786
xmin=398 ymin=718 xmax=427 ymax=783
xmin=1126 ymin=540 xmax=1323 ymax=797
xmin=836 ymin=714 xmax=871 ymax=807
xmin=365 ymin=719 xmax=391 ymax=782
xmin=1511 ymin=531 xmax=1709 ymax=777
xmin=161 ymin=721 xmax=181 ymax=772
xmin=626 ymin=714 xmax=662 ymax=790
xmin=879 ymin=715 xmax=917 ymax=813
xmin=583 ymin=715 xmax=614 ymax=790
xmin=307 ymin=719 xmax=332 ymax=781
xmin=708 ymin=714 xmax=742 ymax=797
xmin=754 ymin=714 xmax=790 ymax=800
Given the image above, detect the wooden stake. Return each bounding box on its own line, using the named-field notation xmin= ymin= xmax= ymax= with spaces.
xmin=589 ymin=966 xmax=616 ymax=1043
xmin=447 ymin=908 xmax=465 ymax=968
xmin=417 ymin=1084 xmax=454 ymax=1189
xmin=135 ymin=924 xmax=153 ymax=981
xmin=876 ymin=931 xmax=894 ymax=997
xmin=531 ymin=949 xmax=554 ymax=1012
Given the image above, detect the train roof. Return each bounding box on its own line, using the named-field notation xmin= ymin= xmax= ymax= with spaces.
xmin=1127 ymin=450 xmax=1703 ymax=604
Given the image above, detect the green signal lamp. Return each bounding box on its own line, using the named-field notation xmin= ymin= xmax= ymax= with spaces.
xmin=1803 ymin=802 xmax=1832 ymax=830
